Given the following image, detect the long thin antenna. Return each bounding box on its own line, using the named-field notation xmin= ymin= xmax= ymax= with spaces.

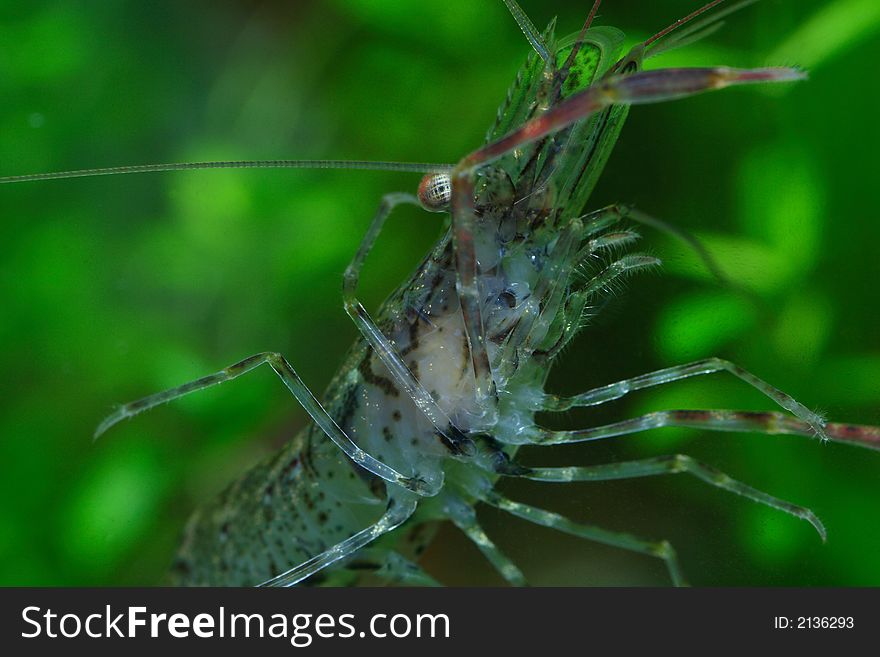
xmin=647 ymin=0 xmax=761 ymax=58
xmin=583 ymin=0 xmax=603 ymax=33
xmin=644 ymin=0 xmax=726 ymax=48
xmin=0 ymin=159 xmax=452 ymax=185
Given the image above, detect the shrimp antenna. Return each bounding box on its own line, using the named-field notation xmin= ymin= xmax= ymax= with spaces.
xmin=646 ymin=0 xmax=761 ymax=57
xmin=643 ymin=0 xmax=727 ymax=48
xmin=583 ymin=0 xmax=603 ymax=33
xmin=0 ymin=159 xmax=453 ymax=185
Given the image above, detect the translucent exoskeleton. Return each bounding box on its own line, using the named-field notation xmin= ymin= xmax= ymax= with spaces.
xmin=2 ymin=0 xmax=879 ymax=586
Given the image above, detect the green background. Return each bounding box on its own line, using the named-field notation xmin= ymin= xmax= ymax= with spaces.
xmin=1 ymin=0 xmax=878 ymax=586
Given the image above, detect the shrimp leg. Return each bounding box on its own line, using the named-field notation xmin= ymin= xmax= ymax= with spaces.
xmin=480 ymin=490 xmax=686 ymax=586
xmin=444 ymin=494 xmax=527 ymax=586
xmin=259 ymin=495 xmax=418 ymax=587
xmin=95 ymin=352 xmax=436 ymax=495
xmin=499 ymin=456 xmax=825 ymax=540
xmin=342 ymin=193 xmax=458 ymax=435
xmin=512 ymin=409 xmax=880 ymax=453
xmin=537 ymin=358 xmax=829 ymax=440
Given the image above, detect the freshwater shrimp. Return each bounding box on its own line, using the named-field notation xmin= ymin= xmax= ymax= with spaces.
xmin=3 ymin=0 xmax=879 ymax=586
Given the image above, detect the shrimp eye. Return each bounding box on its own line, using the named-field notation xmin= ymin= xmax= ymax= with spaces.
xmin=417 ymin=172 xmax=452 ymax=212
